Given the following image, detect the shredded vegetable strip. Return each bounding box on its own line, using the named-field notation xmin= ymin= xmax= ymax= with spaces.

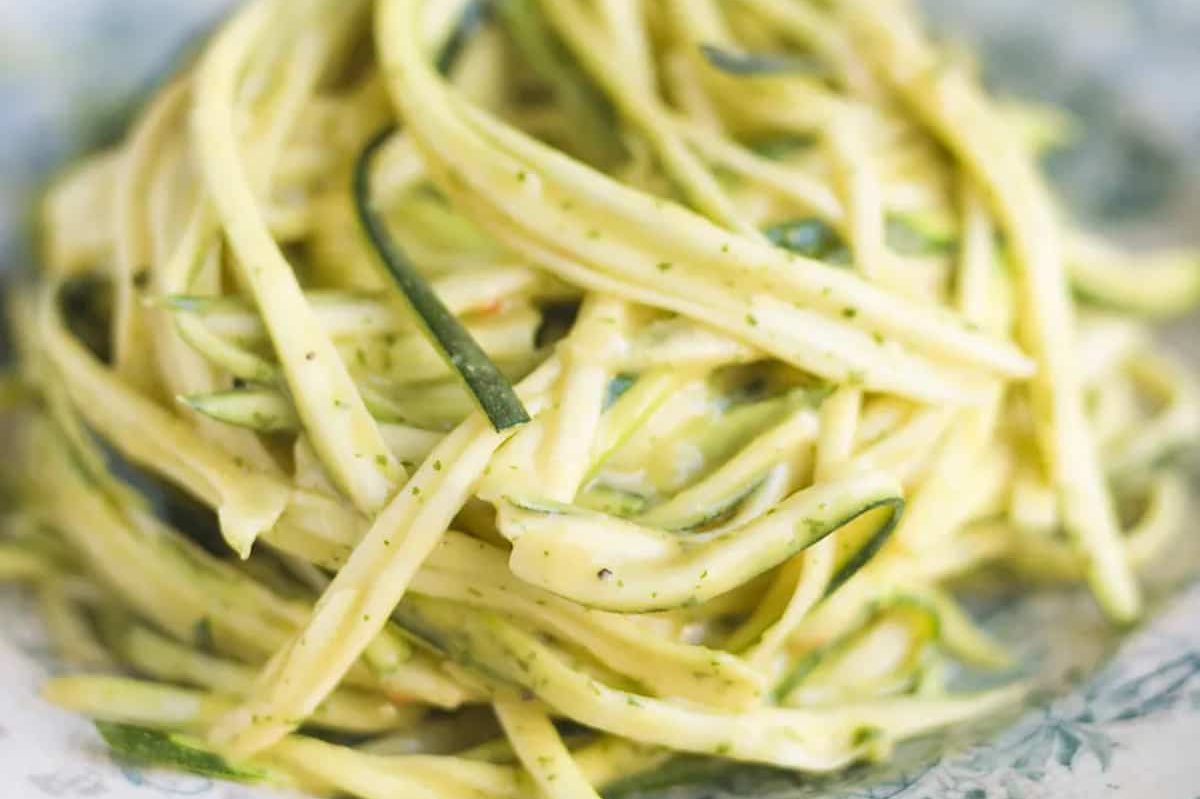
xmin=355 ymin=126 xmax=531 ymax=431
xmin=495 ymin=696 xmax=603 ymax=799
xmin=838 ymin=0 xmax=1141 ymax=620
xmin=111 ymin=79 xmax=190 ymax=392
xmin=195 ymin=0 xmax=403 ymax=513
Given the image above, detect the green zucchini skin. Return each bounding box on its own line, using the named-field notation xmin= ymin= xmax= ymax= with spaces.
xmin=180 ymin=389 xmax=299 ymax=433
xmin=825 ymin=497 xmax=906 ymax=597
xmin=501 ymin=479 xmax=905 ymax=613
xmin=436 ymin=0 xmax=490 ymax=75
xmin=764 ymin=219 xmax=851 ymax=264
xmin=353 ymin=128 xmax=531 ymax=433
xmin=699 ymin=45 xmax=824 ymax=77
xmin=772 ymin=596 xmax=939 ymax=703
xmin=96 ymin=722 xmax=269 ymax=783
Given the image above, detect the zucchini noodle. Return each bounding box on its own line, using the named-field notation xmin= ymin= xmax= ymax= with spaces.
xmin=5 ymin=0 xmax=1198 ymax=796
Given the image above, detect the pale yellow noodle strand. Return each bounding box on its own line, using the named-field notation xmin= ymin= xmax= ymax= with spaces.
xmin=837 ymin=0 xmax=1139 ymax=620
xmin=194 ymin=0 xmax=403 ymax=513
xmin=211 ymin=361 xmax=561 ymax=756
xmin=112 ymin=79 xmax=191 ymax=393
xmin=746 ymin=387 xmax=860 ymax=668
xmin=495 ymin=696 xmax=604 ymax=799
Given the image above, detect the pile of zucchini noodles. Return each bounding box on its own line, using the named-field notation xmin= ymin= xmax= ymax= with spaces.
xmin=3 ymin=0 xmax=1199 ymax=796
